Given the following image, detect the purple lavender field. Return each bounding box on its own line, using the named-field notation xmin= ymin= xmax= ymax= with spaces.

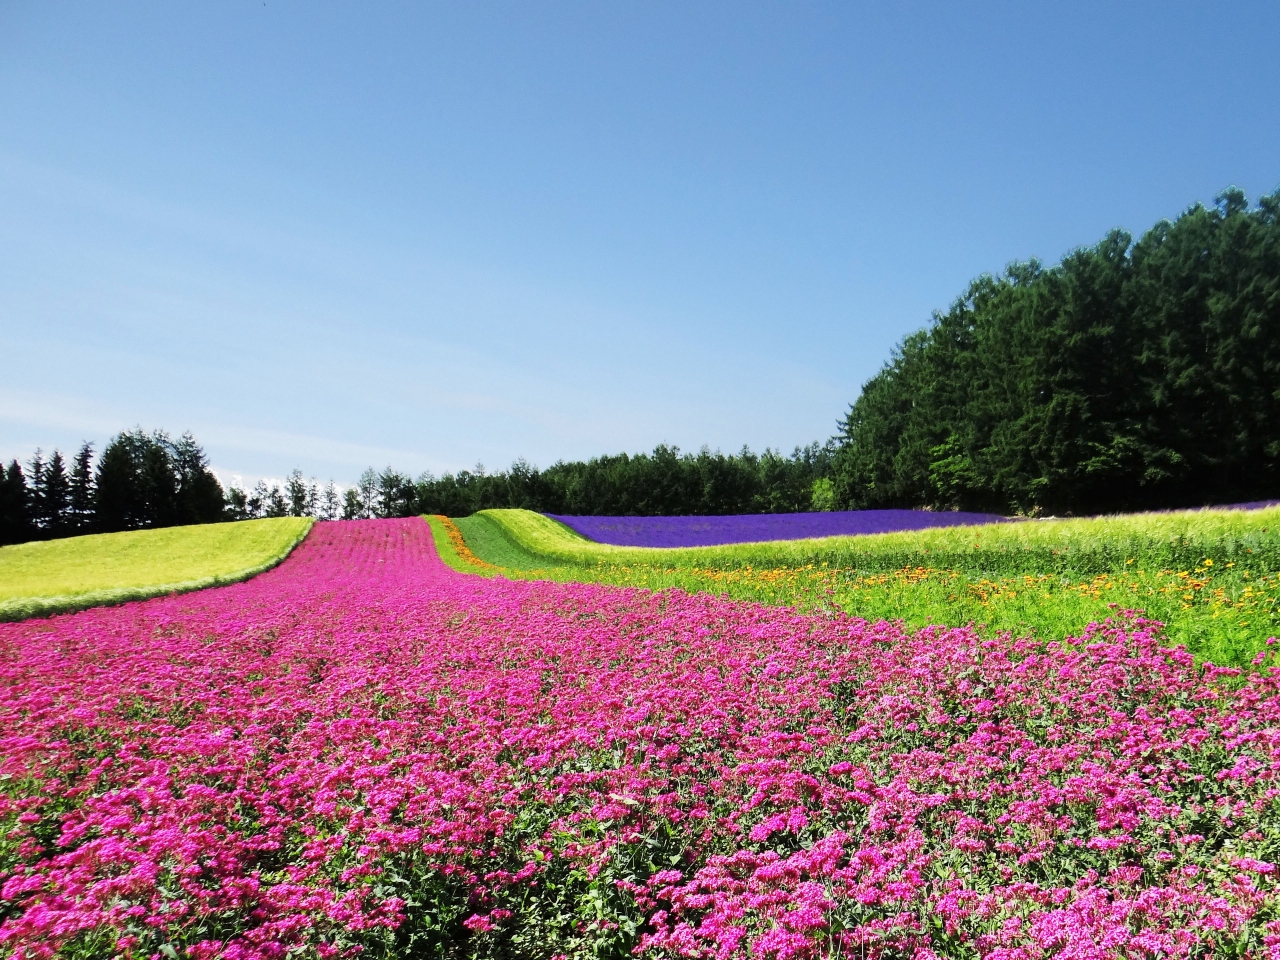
xmin=547 ymin=509 xmax=1008 ymax=548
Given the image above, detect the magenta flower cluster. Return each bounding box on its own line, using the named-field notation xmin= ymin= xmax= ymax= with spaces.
xmin=2 ymin=518 xmax=1279 ymax=958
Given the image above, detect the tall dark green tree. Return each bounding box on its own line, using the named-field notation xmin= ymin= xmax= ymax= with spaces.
xmin=402 ymin=443 xmax=837 ymax=518
xmin=284 ymin=470 xmax=319 ymax=518
xmin=264 ymin=485 xmax=288 ymax=518
xmin=0 ymin=461 xmax=33 ymax=546
xmin=5 ymin=430 xmax=223 ymax=539
xmin=95 ymin=430 xmax=154 ymax=532
xmin=26 ymin=450 xmax=45 ymax=530
xmin=69 ymin=443 xmax=95 ymax=532
xmin=170 ymin=432 xmax=226 ymax=524
xmin=95 ymin=429 xmax=225 ymax=531
xmin=39 ymin=450 xmax=73 ymax=536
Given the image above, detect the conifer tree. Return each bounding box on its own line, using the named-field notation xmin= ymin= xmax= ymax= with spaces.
xmin=321 ymin=481 xmax=340 ymax=520
xmin=0 ymin=460 xmax=33 ymax=546
xmin=95 ymin=431 xmax=149 ymax=531
xmin=69 ymin=443 xmax=95 ymax=532
xmin=264 ymin=485 xmax=288 ymax=518
xmin=285 ymin=470 xmax=318 ymax=518
xmin=224 ymin=485 xmax=250 ymax=521
xmin=342 ymin=486 xmax=363 ymax=520
xmin=142 ymin=432 xmax=179 ymax=528
xmin=27 ymin=449 xmax=45 ymax=534
xmin=41 ymin=450 xmax=72 ymax=536
xmin=170 ymin=432 xmax=225 ymax=524
xmin=247 ymin=481 xmax=269 ymax=518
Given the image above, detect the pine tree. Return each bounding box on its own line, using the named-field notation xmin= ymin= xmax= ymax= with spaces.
xmin=69 ymin=443 xmax=95 ymax=532
xmin=95 ymin=429 xmax=173 ymax=531
xmin=95 ymin=433 xmax=142 ymax=531
xmin=321 ymin=481 xmax=340 ymax=521
xmin=247 ymin=481 xmax=269 ymax=518
xmin=170 ymin=432 xmax=225 ymax=524
xmin=357 ymin=469 xmax=379 ymax=519
xmin=285 ymin=470 xmax=317 ymax=517
xmin=27 ymin=449 xmax=45 ymax=535
xmin=831 ymin=187 xmax=1280 ymax=514
xmin=224 ymin=485 xmax=250 ymax=520
xmin=41 ymin=450 xmax=72 ymax=536
xmin=342 ymin=486 xmax=363 ymax=520
xmin=0 ymin=460 xmax=33 ymax=546
xmin=142 ymin=432 xmax=179 ymax=527
xmin=264 ymin=485 xmax=288 ymax=518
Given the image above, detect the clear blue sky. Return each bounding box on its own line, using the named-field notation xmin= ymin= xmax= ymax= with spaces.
xmin=2 ymin=2 xmax=1277 ymax=484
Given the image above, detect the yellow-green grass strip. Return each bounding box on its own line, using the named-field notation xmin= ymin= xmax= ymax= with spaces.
xmin=479 ymin=505 xmax=1280 ymax=577
xmin=459 ymin=508 xmax=1280 ymax=668
xmin=423 ymin=514 xmax=506 ymax=577
xmin=0 ymin=517 xmax=314 ymax=622
xmin=458 ymin=512 xmax=1280 ymax=670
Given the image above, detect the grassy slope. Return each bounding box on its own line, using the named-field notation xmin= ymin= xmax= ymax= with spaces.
xmin=425 ymin=514 xmax=506 ymax=576
xmin=453 ymin=514 xmax=548 ymax=570
xmin=462 ymin=507 xmax=1280 ymax=667
xmin=480 ymin=506 xmax=1280 ymax=575
xmin=0 ymin=517 xmax=314 ymax=621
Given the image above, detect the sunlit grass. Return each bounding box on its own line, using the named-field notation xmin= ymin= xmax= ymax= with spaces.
xmin=443 ymin=508 xmax=1280 ymax=668
xmin=478 ymin=505 xmax=1280 ymax=575
xmin=0 ymin=517 xmax=314 ymax=621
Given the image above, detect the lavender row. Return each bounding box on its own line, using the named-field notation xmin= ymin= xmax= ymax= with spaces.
xmin=546 ymin=508 xmax=1009 ymax=548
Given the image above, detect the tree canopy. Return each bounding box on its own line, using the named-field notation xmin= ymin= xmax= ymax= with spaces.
xmin=831 ymin=187 xmax=1280 ymax=515
xmin=0 ymin=431 xmax=226 ymax=545
xmin=344 ymin=444 xmax=837 ymax=520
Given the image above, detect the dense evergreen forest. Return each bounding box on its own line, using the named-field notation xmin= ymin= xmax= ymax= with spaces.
xmin=3 ymin=186 xmax=1276 ymax=545
xmin=360 ymin=444 xmax=837 ymax=519
xmin=235 ymin=444 xmax=837 ymax=522
xmin=0 ymin=430 xmax=226 ymax=546
xmin=830 ymin=187 xmax=1280 ymax=515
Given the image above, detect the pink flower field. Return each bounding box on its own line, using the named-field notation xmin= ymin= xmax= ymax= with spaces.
xmin=3 ymin=518 xmax=1280 ymax=959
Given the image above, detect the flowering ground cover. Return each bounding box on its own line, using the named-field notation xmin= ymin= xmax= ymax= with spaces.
xmin=548 ymin=510 xmax=1008 ymax=548
xmin=8 ymin=518 xmax=1278 ymax=958
xmin=0 ymin=518 xmax=313 ymax=622
xmin=449 ymin=508 xmax=1280 ymax=668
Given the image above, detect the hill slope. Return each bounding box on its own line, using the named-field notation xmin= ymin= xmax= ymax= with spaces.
xmin=0 ymin=517 xmax=314 ymax=621
xmin=447 ymin=507 xmax=1280 ymax=666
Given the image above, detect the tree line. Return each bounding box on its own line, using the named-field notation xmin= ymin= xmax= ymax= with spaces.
xmin=830 ymin=187 xmax=1280 ymax=516
xmin=1 ymin=429 xmax=227 ymax=546
xmin=339 ymin=443 xmax=837 ymax=520
xmin=1 ymin=434 xmax=839 ymax=546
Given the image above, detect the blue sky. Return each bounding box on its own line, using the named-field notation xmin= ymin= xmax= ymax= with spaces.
xmin=2 ymin=2 xmax=1277 ymax=484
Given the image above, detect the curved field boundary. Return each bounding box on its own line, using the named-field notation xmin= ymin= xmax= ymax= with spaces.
xmin=423 ymin=514 xmax=504 ymax=575
xmin=0 ymin=517 xmax=314 ymax=621
xmin=479 ymin=505 xmax=1280 ymax=577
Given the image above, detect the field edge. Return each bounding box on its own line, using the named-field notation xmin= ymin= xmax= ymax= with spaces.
xmin=477 ymin=505 xmax=1280 ymax=576
xmin=423 ymin=514 xmax=506 ymax=577
xmin=0 ymin=518 xmax=316 ymax=622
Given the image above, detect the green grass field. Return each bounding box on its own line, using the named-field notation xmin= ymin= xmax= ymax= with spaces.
xmin=477 ymin=505 xmax=1280 ymax=574
xmin=441 ymin=507 xmax=1280 ymax=668
xmin=0 ymin=517 xmax=314 ymax=621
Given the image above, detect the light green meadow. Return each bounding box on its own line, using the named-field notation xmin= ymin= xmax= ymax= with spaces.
xmin=441 ymin=507 xmax=1280 ymax=668
xmin=0 ymin=517 xmax=314 ymax=621
xmin=477 ymin=505 xmax=1280 ymax=575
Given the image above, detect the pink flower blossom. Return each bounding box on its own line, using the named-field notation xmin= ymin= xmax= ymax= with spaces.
xmin=1 ymin=518 xmax=1278 ymax=958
